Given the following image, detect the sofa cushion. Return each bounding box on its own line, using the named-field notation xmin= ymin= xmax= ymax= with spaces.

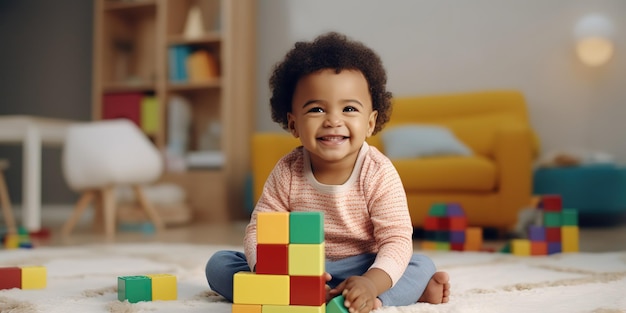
xmin=381 ymin=125 xmax=472 ymax=159
xmin=392 ymin=155 xmax=497 ymax=192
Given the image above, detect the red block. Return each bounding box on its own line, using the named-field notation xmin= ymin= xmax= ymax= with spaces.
xmin=0 ymin=267 xmax=21 ymax=290
xmin=102 ymin=92 xmax=143 ymax=127
xmin=531 ymin=242 xmax=548 ymax=255
xmin=290 ymin=275 xmax=325 ymax=306
xmin=541 ymin=195 xmax=562 ymax=212
xmin=424 ymin=216 xmax=440 ymax=231
xmin=448 ymin=216 xmax=467 ymax=231
xmin=256 ymin=244 xmax=288 ymax=274
xmin=450 ymin=243 xmax=465 ymax=251
xmin=546 ymin=227 xmax=562 ymax=242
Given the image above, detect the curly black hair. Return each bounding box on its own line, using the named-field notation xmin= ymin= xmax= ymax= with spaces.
xmin=269 ymin=32 xmax=393 ymax=135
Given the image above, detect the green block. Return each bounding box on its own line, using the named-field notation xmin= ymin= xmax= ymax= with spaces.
xmin=428 ymin=203 xmax=447 ymax=217
xmin=543 ymin=212 xmax=562 ymax=227
xmin=435 ymin=242 xmax=451 ymax=251
xmin=434 ymin=231 xmax=450 ymax=242
xmin=561 ymin=209 xmax=578 ymax=226
xmin=327 ymin=295 xmax=349 ymax=313
xmin=499 ymin=242 xmax=512 ymax=253
xmin=289 ymin=212 xmax=324 ymax=244
xmin=118 ymin=276 xmax=152 ymax=303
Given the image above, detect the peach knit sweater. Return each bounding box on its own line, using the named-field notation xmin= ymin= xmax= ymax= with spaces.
xmin=244 ymin=143 xmax=413 ymax=285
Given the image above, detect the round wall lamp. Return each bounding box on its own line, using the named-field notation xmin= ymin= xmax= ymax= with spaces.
xmin=574 ymin=14 xmax=614 ymax=66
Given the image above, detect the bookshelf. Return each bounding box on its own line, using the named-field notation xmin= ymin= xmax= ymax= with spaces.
xmin=92 ymin=0 xmax=256 ymax=222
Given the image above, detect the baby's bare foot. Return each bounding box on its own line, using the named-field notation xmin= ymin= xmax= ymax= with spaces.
xmin=418 ymin=271 xmax=450 ymax=304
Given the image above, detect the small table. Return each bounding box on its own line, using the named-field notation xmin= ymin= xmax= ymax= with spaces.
xmin=0 ymin=115 xmax=78 ymax=231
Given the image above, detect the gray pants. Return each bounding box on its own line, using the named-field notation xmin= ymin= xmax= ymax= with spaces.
xmin=205 ymin=251 xmax=436 ymax=306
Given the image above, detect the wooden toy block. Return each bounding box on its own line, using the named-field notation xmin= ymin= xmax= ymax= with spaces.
xmin=257 ymin=212 xmax=290 ymax=244
xmin=541 ymin=195 xmax=562 ymax=211
xmin=0 ymin=267 xmax=21 ymax=290
xmin=451 ymin=243 xmax=464 ymax=251
xmin=428 ymin=203 xmax=447 ymax=217
xmin=449 ymin=230 xmax=465 ymax=243
xmin=561 ymin=226 xmax=579 ymax=252
xmin=434 ymin=230 xmax=450 ymax=242
xmin=232 ymin=303 xmax=262 ymax=313
xmin=233 ymin=272 xmax=289 ymax=305
xmin=118 ymin=276 xmax=152 ymax=303
xmin=435 ymin=242 xmax=451 ymax=251
xmin=146 ymin=274 xmax=177 ymax=301
xmin=327 ymin=295 xmax=349 ymax=313
xmin=289 ymin=212 xmax=324 ymax=244
xmin=545 ymin=227 xmax=562 ymax=242
xmin=421 ymin=240 xmax=436 ymax=250
xmin=547 ymin=242 xmax=562 ymax=254
xmin=289 ymin=275 xmax=325 ymax=306
xmin=262 ymin=304 xmax=325 ymax=313
xmin=21 ymin=266 xmax=46 ymax=289
xmin=445 ymin=203 xmax=465 ymax=216
xmin=528 ymin=225 xmax=546 ymax=241
xmin=464 ymin=227 xmax=483 ymax=251
xmin=423 ymin=230 xmax=436 ymax=241
xmin=511 ymin=239 xmax=531 ymax=256
xmin=257 ymin=244 xmax=289 ymax=275
xmin=561 ymin=209 xmax=578 ymax=226
xmin=4 ymin=233 xmax=19 ymax=249
xmin=424 ymin=216 xmax=441 ymax=230
xmin=289 ymin=243 xmax=325 ymax=276
xmin=543 ymin=212 xmax=561 ymax=227
xmin=531 ymin=241 xmax=548 ymax=255
xmin=448 ymin=216 xmax=467 ymax=231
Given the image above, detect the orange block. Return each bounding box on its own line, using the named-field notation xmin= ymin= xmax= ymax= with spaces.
xmin=531 ymin=241 xmax=548 ymax=255
xmin=463 ymin=227 xmax=482 ymax=251
xmin=232 ymin=304 xmax=262 ymax=313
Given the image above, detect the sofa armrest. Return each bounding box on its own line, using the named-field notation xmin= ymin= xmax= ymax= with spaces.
xmin=493 ymin=124 xmax=535 ymax=211
xmin=251 ymin=133 xmax=301 ymax=204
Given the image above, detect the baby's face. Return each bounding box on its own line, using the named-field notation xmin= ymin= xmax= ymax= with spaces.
xmin=287 ymin=69 xmax=377 ymax=166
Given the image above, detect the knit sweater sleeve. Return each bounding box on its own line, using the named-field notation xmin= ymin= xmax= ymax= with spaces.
xmin=243 ymin=150 xmax=296 ymax=270
xmin=364 ymin=150 xmax=413 ymax=286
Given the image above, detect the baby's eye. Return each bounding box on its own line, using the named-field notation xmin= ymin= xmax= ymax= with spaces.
xmin=344 ymin=106 xmax=358 ymax=112
xmin=308 ymin=107 xmax=324 ymax=113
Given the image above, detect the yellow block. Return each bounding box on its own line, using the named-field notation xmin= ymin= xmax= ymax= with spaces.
xmin=561 ymin=226 xmax=579 ymax=253
xmin=262 ymin=304 xmax=325 ymax=313
xmin=146 ymin=274 xmax=177 ymax=300
xmin=232 ymin=303 xmax=263 ymax=313
xmin=289 ymin=243 xmax=325 ymax=276
xmin=4 ymin=234 xmax=19 ymax=249
xmin=511 ymin=239 xmax=531 ymax=256
xmin=421 ymin=241 xmax=437 ymax=250
xmin=21 ymin=266 xmax=46 ymax=289
xmin=257 ymin=212 xmax=290 ymax=244
xmin=464 ymin=227 xmax=483 ymax=251
xmin=233 ymin=272 xmax=289 ymax=305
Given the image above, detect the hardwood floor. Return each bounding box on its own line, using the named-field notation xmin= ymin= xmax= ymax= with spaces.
xmin=8 ymin=206 xmax=626 ymax=252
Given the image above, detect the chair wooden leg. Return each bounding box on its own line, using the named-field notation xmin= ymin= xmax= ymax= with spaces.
xmin=62 ymin=190 xmax=95 ymax=236
xmin=133 ymin=185 xmax=165 ymax=232
xmin=0 ymin=171 xmax=17 ymax=234
xmin=101 ymin=186 xmax=117 ymax=240
xmin=92 ymin=190 xmax=104 ymax=232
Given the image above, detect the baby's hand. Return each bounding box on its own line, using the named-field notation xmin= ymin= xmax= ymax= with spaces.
xmin=330 ymin=276 xmax=377 ymax=313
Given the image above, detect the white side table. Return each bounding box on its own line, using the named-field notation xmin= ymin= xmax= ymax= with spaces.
xmin=0 ymin=115 xmax=79 ymax=231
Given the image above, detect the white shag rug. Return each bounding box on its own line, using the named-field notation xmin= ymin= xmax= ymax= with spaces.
xmin=0 ymin=243 xmax=625 ymax=313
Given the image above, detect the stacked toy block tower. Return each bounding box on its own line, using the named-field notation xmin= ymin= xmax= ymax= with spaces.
xmin=511 ymin=194 xmax=579 ymax=256
xmin=233 ymin=211 xmax=331 ymax=313
xmin=421 ymin=202 xmax=482 ymax=251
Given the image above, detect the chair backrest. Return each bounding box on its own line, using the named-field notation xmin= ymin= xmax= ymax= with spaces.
xmin=368 ymin=90 xmax=538 ymax=157
xmin=62 ymin=119 xmax=163 ymax=190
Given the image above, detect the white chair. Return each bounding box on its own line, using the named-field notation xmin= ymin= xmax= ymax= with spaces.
xmin=0 ymin=159 xmax=17 ymax=234
xmin=61 ymin=119 xmax=165 ymax=239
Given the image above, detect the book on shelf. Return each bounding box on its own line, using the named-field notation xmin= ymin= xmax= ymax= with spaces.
xmin=140 ymin=96 xmax=159 ymax=135
xmin=168 ymin=45 xmax=192 ymax=82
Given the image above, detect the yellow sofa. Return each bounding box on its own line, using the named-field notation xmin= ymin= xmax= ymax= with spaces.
xmin=251 ymin=90 xmax=539 ymax=231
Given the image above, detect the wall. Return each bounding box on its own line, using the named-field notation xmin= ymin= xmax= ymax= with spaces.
xmin=0 ymin=1 xmax=93 ymax=204
xmin=255 ymin=0 xmax=626 ymax=162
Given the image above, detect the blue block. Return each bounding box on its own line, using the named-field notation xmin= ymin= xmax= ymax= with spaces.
xmin=528 ymin=226 xmax=546 ymax=241
xmin=547 ymin=242 xmax=562 ymax=255
xmin=445 ymin=203 xmax=465 ymax=216
xmin=450 ymin=231 xmax=465 ymax=243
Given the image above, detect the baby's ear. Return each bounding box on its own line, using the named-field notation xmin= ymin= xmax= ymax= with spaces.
xmin=367 ymin=110 xmax=378 ymax=137
xmin=287 ymin=114 xmax=299 ymax=138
